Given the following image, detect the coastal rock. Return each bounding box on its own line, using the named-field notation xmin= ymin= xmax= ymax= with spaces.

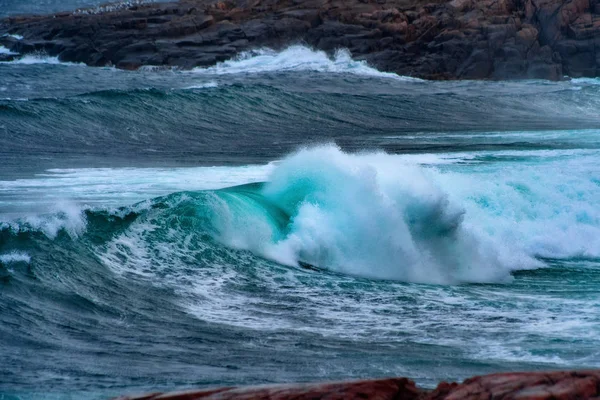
xmin=0 ymin=0 xmax=599 ymax=79
xmin=114 ymin=371 xmax=600 ymax=400
xmin=114 ymin=378 xmax=422 ymax=400
xmin=429 ymin=371 xmax=600 ymax=399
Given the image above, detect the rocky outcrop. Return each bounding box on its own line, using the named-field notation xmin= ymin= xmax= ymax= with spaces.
xmin=1 ymin=0 xmax=600 ymax=79
xmin=114 ymin=371 xmax=600 ymax=400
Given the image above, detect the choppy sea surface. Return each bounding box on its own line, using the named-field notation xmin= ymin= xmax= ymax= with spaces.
xmin=2 ymin=3 xmax=600 ymax=399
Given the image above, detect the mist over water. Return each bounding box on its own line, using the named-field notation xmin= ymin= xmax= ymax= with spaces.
xmin=1 ymin=42 xmax=600 ymax=400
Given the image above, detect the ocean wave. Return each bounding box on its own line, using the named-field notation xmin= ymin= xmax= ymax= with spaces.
xmin=87 ymin=147 xmax=536 ymax=284
xmin=191 ymin=45 xmax=420 ymax=80
xmin=205 ymin=146 xmax=533 ymax=283
xmin=3 ymin=146 xmax=600 ymax=284
xmin=571 ymin=77 xmax=600 ymax=85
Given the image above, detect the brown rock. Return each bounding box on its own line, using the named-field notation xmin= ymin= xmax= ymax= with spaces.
xmin=428 ymin=370 xmax=600 ymax=400
xmin=113 ymin=370 xmax=600 ymax=400
xmin=114 ymin=377 xmax=421 ymax=400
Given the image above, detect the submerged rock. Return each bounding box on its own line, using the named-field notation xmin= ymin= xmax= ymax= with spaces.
xmin=0 ymin=0 xmax=599 ymax=79
xmin=114 ymin=371 xmax=600 ymax=399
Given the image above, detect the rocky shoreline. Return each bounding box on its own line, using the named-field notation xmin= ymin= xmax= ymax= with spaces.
xmin=114 ymin=370 xmax=600 ymax=399
xmin=1 ymin=0 xmax=599 ymax=80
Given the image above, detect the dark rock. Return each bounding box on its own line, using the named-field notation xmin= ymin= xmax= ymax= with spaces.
xmin=1 ymin=0 xmax=600 ymax=79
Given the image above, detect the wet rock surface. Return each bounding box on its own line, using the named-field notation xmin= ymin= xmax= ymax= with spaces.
xmin=114 ymin=371 xmax=600 ymax=400
xmin=0 ymin=0 xmax=599 ymax=79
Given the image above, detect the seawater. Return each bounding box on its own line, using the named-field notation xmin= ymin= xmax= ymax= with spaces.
xmin=1 ymin=36 xmax=600 ymax=400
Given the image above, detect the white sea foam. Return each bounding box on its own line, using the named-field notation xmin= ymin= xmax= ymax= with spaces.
xmin=209 ymin=146 xmax=537 ymax=284
xmin=0 ymin=51 xmax=85 ymax=66
xmin=5 ymin=54 xmax=83 ymax=66
xmin=571 ymin=77 xmax=600 ymax=85
xmin=0 ymin=165 xmax=274 ymax=223
xmin=193 ymin=144 xmax=600 ymax=284
xmin=192 ymin=45 xmax=420 ymax=80
xmin=0 ymin=201 xmax=87 ymax=239
xmin=0 ymin=45 xmax=17 ymax=55
xmin=0 ymin=251 xmax=31 ymax=264
xmin=1 ymin=34 xmax=24 ymax=40
xmin=182 ymin=81 xmax=219 ymax=90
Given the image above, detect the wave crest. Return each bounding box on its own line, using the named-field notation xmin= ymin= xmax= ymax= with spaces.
xmin=209 ymin=146 xmax=531 ymax=283
xmin=192 ymin=45 xmax=419 ymax=80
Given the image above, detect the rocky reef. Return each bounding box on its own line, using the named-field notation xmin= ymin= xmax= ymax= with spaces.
xmin=1 ymin=0 xmax=600 ymax=79
xmin=115 ymin=371 xmax=600 ymax=399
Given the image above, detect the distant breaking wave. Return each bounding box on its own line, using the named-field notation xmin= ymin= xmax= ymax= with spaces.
xmin=0 ymin=52 xmax=84 ymax=65
xmin=192 ymin=46 xmax=420 ymax=80
xmin=0 ymin=45 xmax=418 ymax=79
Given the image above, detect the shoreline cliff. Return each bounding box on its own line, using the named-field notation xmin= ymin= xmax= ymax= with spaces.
xmin=1 ymin=0 xmax=599 ymax=80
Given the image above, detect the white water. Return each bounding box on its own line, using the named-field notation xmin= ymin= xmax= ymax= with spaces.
xmin=182 ymin=81 xmax=219 ymax=90
xmin=2 ymin=145 xmax=600 ymax=283
xmin=0 ymin=46 xmax=17 ymax=55
xmin=0 ymin=165 xmax=273 ymax=210
xmin=211 ymin=146 xmax=539 ymax=283
xmin=0 ymin=53 xmax=84 ymax=65
xmin=182 ymin=144 xmax=597 ymax=283
xmin=192 ymin=46 xmax=420 ymax=80
xmin=0 ymin=165 xmax=274 ymax=236
xmin=0 ymin=251 xmax=31 ymax=264
xmin=1 ymin=34 xmax=24 ymax=40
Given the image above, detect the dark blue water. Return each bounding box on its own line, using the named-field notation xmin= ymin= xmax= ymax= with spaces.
xmin=1 ymin=8 xmax=600 ymax=400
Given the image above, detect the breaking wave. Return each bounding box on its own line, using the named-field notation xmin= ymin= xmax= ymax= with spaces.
xmin=192 ymin=45 xmax=419 ymax=80
xmin=7 ymin=145 xmax=600 ymax=285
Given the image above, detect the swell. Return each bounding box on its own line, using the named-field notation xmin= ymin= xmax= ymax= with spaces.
xmin=2 ymin=82 xmax=600 ymax=164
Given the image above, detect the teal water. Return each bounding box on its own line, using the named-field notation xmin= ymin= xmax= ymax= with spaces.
xmin=1 ymin=39 xmax=600 ymax=399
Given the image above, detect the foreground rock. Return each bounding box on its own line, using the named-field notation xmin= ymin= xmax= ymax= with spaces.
xmin=115 ymin=370 xmax=600 ymax=399
xmin=1 ymin=0 xmax=599 ymax=80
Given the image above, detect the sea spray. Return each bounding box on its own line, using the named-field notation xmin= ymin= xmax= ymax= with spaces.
xmin=191 ymin=45 xmax=420 ymax=80
xmin=0 ymin=251 xmax=31 ymax=264
xmin=1 ymin=201 xmax=87 ymax=239
xmin=207 ymin=146 xmax=521 ymax=283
